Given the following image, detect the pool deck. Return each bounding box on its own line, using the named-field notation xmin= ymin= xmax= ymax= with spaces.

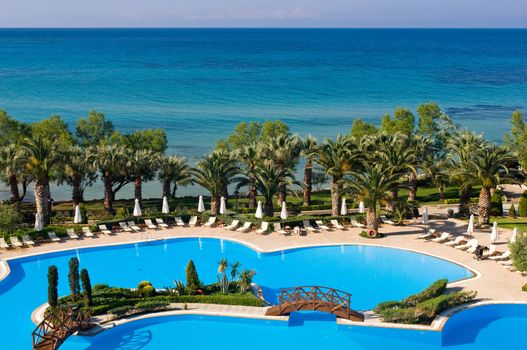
xmin=2 ymin=219 xmax=527 ymax=330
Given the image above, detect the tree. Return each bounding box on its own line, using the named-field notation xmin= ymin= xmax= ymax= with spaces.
xmin=235 ymin=143 xmax=260 ymax=208
xmin=185 ymin=260 xmax=201 ymax=293
xmin=300 ymin=135 xmax=317 ymax=206
xmin=80 ymin=268 xmax=93 ymax=306
xmin=417 ymin=102 xmax=442 ymax=136
xmin=504 ymin=110 xmax=527 ymax=170
xmin=48 ymin=265 xmax=59 ymax=308
xmin=422 ymin=153 xmax=450 ymax=201
xmin=158 ymin=156 xmax=192 ymax=198
xmin=0 ymin=204 xmax=23 ymax=235
xmin=0 ymin=145 xmax=26 ymax=202
xmin=125 ymin=129 xmax=167 ymax=154
xmin=68 ymin=257 xmax=80 ymax=302
xmin=127 ymin=149 xmax=160 ymax=205
xmin=31 ymin=115 xmax=75 ymax=147
xmin=380 ymin=108 xmax=415 ymax=136
xmin=192 ymin=151 xmax=240 ymax=215
xmin=510 ymin=233 xmax=527 ymax=272
xmin=0 ymin=110 xmax=30 ymax=147
xmin=58 ymin=146 xmax=97 ymax=208
xmin=93 ymin=145 xmax=127 ymax=214
xmin=350 ymin=118 xmax=378 ymax=139
xmin=519 ymin=191 xmax=527 ymax=217
xmin=23 ymin=136 xmax=60 ymax=225
xmin=238 ymin=269 xmax=255 ymax=293
xmin=313 ymin=135 xmax=361 ymax=216
xmin=76 ymin=111 xmax=115 ymax=147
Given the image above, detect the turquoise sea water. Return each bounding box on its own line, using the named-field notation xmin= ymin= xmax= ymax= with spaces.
xmin=0 ymin=29 xmax=526 ymax=199
xmin=0 ymin=238 xmax=473 ymax=348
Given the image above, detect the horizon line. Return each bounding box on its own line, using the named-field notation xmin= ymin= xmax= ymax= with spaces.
xmin=1 ymin=26 xmax=527 ymax=30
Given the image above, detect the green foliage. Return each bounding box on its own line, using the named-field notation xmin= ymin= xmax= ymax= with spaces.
xmin=125 ymin=129 xmax=167 ymax=153
xmin=134 ymin=300 xmax=169 ymax=312
xmin=0 ymin=110 xmax=29 ymax=146
xmin=523 ymin=283 xmax=527 ymax=292
xmin=108 ymin=305 xmax=134 ymax=317
xmin=417 ymin=102 xmax=442 ymax=136
xmin=48 ymin=265 xmax=59 ymax=308
xmin=137 ymin=281 xmax=152 ymax=289
xmin=185 ymin=260 xmax=201 ymax=293
xmin=380 ymin=307 xmax=419 ymax=324
xmin=373 ymin=301 xmax=400 ymax=313
xmin=350 ymin=118 xmax=378 ymax=139
xmin=402 ymin=279 xmax=448 ymax=307
xmin=519 ymin=191 xmax=527 ymax=217
xmin=80 ymin=269 xmax=93 ymax=307
xmin=31 ymin=115 xmax=75 ymax=147
xmin=76 ymin=111 xmax=115 ymax=147
xmin=380 ymin=108 xmax=415 ymax=136
xmin=68 ymin=258 xmax=80 ymax=302
xmin=504 ymin=110 xmax=527 ymax=170
xmin=490 ymin=192 xmax=504 ymax=216
xmin=510 ymin=233 xmax=527 ymax=272
xmin=0 ymin=204 xmax=23 ymax=235
xmin=137 ymin=281 xmax=156 ymax=297
xmin=509 ymin=203 xmax=517 ymax=217
xmin=93 ymin=284 xmax=110 ymax=291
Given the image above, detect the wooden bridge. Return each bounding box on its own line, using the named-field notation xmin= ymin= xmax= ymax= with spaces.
xmin=266 ymin=286 xmax=364 ymax=322
xmin=32 ymin=307 xmax=92 ymax=350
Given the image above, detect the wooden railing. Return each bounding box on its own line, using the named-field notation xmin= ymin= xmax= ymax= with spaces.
xmin=32 ymin=307 xmax=92 ymax=350
xmin=266 ymin=286 xmax=364 ymax=322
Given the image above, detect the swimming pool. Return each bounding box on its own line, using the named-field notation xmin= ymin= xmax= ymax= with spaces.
xmin=0 ymin=237 xmax=474 ymax=349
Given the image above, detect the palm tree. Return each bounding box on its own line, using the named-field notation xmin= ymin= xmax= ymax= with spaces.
xmin=313 ymin=135 xmax=361 ymax=216
xmin=422 ymin=153 xmax=449 ymax=201
xmin=344 ymin=164 xmax=400 ymax=233
xmin=0 ymin=144 xmax=26 ymax=202
xmin=127 ymin=149 xmax=160 ymax=205
xmin=158 ymin=156 xmax=192 ymax=198
xmin=93 ymin=145 xmax=126 ymax=215
xmin=192 ymin=151 xmax=240 ymax=215
xmin=406 ymin=135 xmax=433 ymax=201
xmin=58 ymin=146 xmax=97 ymax=208
xmin=301 ymin=135 xmax=317 ymax=206
xmin=23 ymin=137 xmax=60 ymax=225
xmin=235 ymin=143 xmax=260 ymax=208
xmin=451 ymin=144 xmax=514 ymax=225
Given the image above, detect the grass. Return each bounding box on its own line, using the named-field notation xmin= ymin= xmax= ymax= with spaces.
xmin=491 ymin=217 xmax=527 ymax=232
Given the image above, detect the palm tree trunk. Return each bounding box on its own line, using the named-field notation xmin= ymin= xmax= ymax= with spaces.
xmin=248 ymin=176 xmax=257 ymax=209
xmin=303 ymin=160 xmax=312 ymax=206
xmin=210 ymin=195 xmax=220 ymax=215
xmin=134 ymin=176 xmax=142 ymax=206
xmin=263 ymin=199 xmax=274 ymax=217
xmin=408 ymin=171 xmax=417 ymax=201
xmin=8 ymin=174 xmax=20 ymax=202
xmin=162 ymin=177 xmax=171 ymax=198
xmin=439 ymin=186 xmax=445 ymax=201
xmin=459 ymin=185 xmax=471 ymax=216
xmin=103 ymin=172 xmax=114 ymax=215
xmin=366 ymin=207 xmax=378 ymax=232
xmin=386 ymin=186 xmax=398 ymax=212
xmin=72 ymin=174 xmax=82 ymax=208
xmin=331 ymin=178 xmax=340 ymax=217
xmin=478 ymin=187 xmax=491 ymax=225
xmin=34 ymin=177 xmax=50 ymax=225
xmin=277 ymin=162 xmax=286 ymax=205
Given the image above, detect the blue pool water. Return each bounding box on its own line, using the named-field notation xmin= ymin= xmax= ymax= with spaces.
xmin=0 ymin=238 xmax=473 ymax=349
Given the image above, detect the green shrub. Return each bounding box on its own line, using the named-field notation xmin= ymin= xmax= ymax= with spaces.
xmin=523 ymin=283 xmax=527 ymax=292
xmin=415 ymin=295 xmax=450 ymax=321
xmin=379 ymin=307 xmax=419 ymax=324
xmin=134 ymin=300 xmax=169 ymax=311
xmin=137 ymin=281 xmax=152 ymax=289
xmin=509 ymin=203 xmax=517 ymax=217
xmin=68 ymin=258 xmax=80 ymax=302
xmin=48 ymin=265 xmax=59 ymax=308
xmin=80 ymin=269 xmax=93 ymax=306
xmin=0 ymin=204 xmax=23 ymax=235
xmin=93 ymin=283 xmax=110 ymax=291
xmin=519 ymin=191 xmax=527 ymax=217
xmin=402 ymin=279 xmax=448 ymax=307
xmin=108 ymin=305 xmax=134 ymax=317
xmin=510 ymin=233 xmax=527 ymax=272
xmin=185 ymin=260 xmax=201 ymax=293
xmin=489 ymin=192 xmax=504 ymax=216
xmin=444 ymin=290 xmax=477 ymax=307
xmin=373 ymin=301 xmax=400 ymax=313
xmin=141 ymin=285 xmax=156 ymax=297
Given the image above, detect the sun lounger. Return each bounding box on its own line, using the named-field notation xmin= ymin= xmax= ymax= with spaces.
xmin=204 ymin=217 xmax=217 ymax=227
xmin=0 ymin=238 xmax=10 ymax=249
xmin=417 ymin=229 xmax=436 ymax=239
xmin=10 ymin=236 xmax=23 ymax=247
xmin=127 ymin=221 xmax=142 ymax=232
xmin=224 ymin=220 xmax=239 ymax=230
xmin=455 ymin=239 xmax=478 ymax=250
xmin=303 ymin=220 xmax=318 ymax=233
xmin=466 ymin=243 xmax=479 ymax=254
xmin=144 ymin=219 xmax=158 ymax=230
xmin=444 ymin=236 xmax=465 ymax=246
xmin=273 ymin=223 xmax=289 ymax=235
xmin=380 ymin=215 xmax=396 ymax=225
xmin=499 ymin=259 xmax=513 ymax=266
xmin=350 ymin=220 xmax=365 ymax=228
xmin=98 ymin=225 xmax=113 ymax=235
xmin=330 ymin=219 xmax=346 ymax=230
xmin=315 ymin=220 xmax=332 ymax=231
xmin=66 ymin=229 xmax=79 ymax=239
xmin=432 ymin=232 xmax=452 ymax=243
xmin=175 ymin=217 xmax=186 ymax=227
xmin=48 ymin=231 xmax=61 ymax=242
xmin=119 ymin=222 xmax=133 ymax=232
xmin=82 ymin=227 xmax=95 ymax=237
xmin=489 ymin=251 xmax=511 ymax=261
xmin=236 ymin=222 xmax=252 ymax=232
xmin=188 ymin=216 xmax=198 ymax=227
xmin=256 ymin=222 xmax=269 ymax=234
xmin=22 ymin=234 xmax=35 ymax=246
xmin=482 ymin=244 xmax=497 ymax=259
xmin=155 ymin=218 xmax=169 ymax=229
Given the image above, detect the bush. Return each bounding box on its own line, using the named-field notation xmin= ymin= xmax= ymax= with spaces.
xmin=134 ymin=300 xmax=169 ymax=312
xmin=415 ymin=295 xmax=450 ymax=321
xmin=373 ymin=301 xmax=400 ymax=313
xmin=68 ymin=258 xmax=80 ymax=302
xmin=137 ymin=281 xmax=152 ymax=289
xmin=379 ymin=307 xmax=419 ymax=324
xmin=509 ymin=203 xmax=517 ymax=217
xmin=510 ymin=233 xmax=527 ymax=272
xmin=185 ymin=260 xmax=201 ymax=293
xmin=80 ymin=269 xmax=93 ymax=306
xmin=402 ymin=279 xmax=448 ymax=307
xmin=108 ymin=305 xmax=134 ymax=317
xmin=523 ymin=283 xmax=527 ymax=292
xmin=93 ymin=283 xmax=110 ymax=291
xmin=0 ymin=204 xmax=23 ymax=235
xmin=141 ymin=285 xmax=156 ymax=297
xmin=48 ymin=265 xmax=59 ymax=308
xmin=489 ymin=192 xmax=503 ymax=216
xmin=518 ymin=191 xmax=527 ymax=217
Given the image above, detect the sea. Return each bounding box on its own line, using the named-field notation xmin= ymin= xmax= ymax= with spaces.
xmin=0 ymin=28 xmax=526 ymax=201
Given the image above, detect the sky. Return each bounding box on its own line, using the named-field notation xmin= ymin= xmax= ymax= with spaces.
xmin=0 ymin=0 xmax=526 ymax=28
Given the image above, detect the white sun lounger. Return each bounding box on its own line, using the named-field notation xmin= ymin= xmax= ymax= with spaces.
xmin=0 ymin=238 xmax=10 ymax=249
xmin=204 ymin=217 xmax=216 ymax=227
xmin=350 ymin=220 xmax=365 ymax=229
xmin=330 ymin=220 xmax=346 ymax=230
xmin=127 ymin=221 xmax=142 ymax=232
xmin=175 ymin=217 xmax=186 ymax=227
xmin=315 ymin=220 xmax=332 ymax=231
xmin=273 ymin=223 xmax=289 ymax=235
xmin=119 ymin=222 xmax=133 ymax=232
xmin=98 ymin=225 xmax=113 ymax=235
xmin=144 ymin=219 xmax=158 ymax=230
xmin=22 ymin=234 xmax=35 ymax=246
xmin=380 ymin=215 xmax=396 ymax=225
xmin=82 ymin=227 xmax=95 ymax=237
xmin=256 ymin=222 xmax=269 ymax=234
xmin=482 ymin=244 xmax=497 ymax=259
xmin=48 ymin=231 xmax=61 ymax=242
xmin=499 ymin=259 xmax=514 ymax=266
xmin=188 ymin=216 xmax=198 ymax=227
xmin=432 ymin=232 xmax=452 ymax=243
xmin=10 ymin=236 xmax=23 ymax=247
xmin=224 ymin=220 xmax=239 ymax=230
xmin=66 ymin=229 xmax=79 ymax=239
xmin=236 ymin=222 xmax=252 ymax=232
xmin=466 ymin=242 xmax=479 ymax=254
xmin=455 ymin=239 xmax=478 ymax=250
xmin=444 ymin=236 xmax=465 ymax=246
xmin=418 ymin=229 xmax=436 ymax=239
xmin=303 ymin=220 xmax=318 ymax=233
xmin=489 ymin=251 xmax=511 ymax=261
xmin=155 ymin=218 xmax=169 ymax=229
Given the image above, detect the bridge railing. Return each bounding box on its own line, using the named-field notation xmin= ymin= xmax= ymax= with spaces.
xmin=277 ymin=286 xmax=353 ymax=319
xmin=32 ymin=307 xmax=91 ymax=350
